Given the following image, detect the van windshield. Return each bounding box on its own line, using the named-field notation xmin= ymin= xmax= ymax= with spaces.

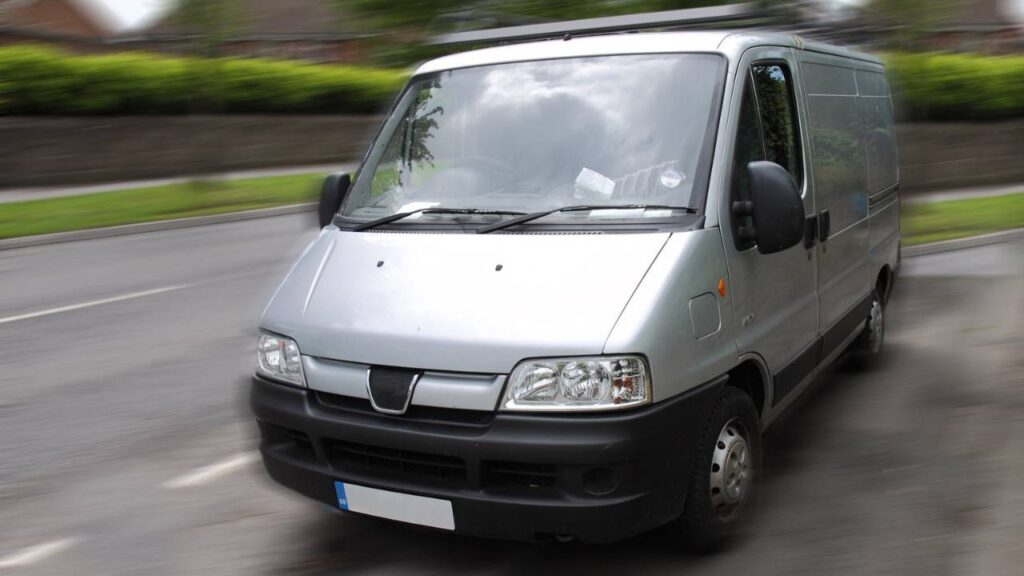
xmin=341 ymin=53 xmax=725 ymax=226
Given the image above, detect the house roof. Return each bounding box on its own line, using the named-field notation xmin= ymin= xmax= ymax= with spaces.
xmin=139 ymin=0 xmax=358 ymax=40
xmin=844 ymin=0 xmax=1022 ymax=35
xmin=0 ymin=0 xmax=121 ymax=38
xmin=937 ymin=0 xmax=1021 ymax=29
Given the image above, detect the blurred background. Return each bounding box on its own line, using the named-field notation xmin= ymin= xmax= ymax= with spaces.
xmin=0 ymin=1 xmax=1022 ymax=575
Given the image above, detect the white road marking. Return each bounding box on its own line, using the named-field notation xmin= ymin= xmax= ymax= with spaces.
xmin=0 ymin=285 xmax=192 ymax=325
xmin=0 ymin=538 xmax=78 ymax=569
xmin=162 ymin=452 xmax=260 ymax=489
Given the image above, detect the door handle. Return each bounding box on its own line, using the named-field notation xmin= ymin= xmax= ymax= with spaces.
xmin=804 ymin=216 xmax=818 ymax=249
xmin=818 ymin=209 xmax=831 ymax=243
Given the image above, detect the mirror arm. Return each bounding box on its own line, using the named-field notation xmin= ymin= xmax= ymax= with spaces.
xmin=732 ymin=200 xmax=753 ymax=216
xmin=732 ymin=200 xmax=757 ymax=244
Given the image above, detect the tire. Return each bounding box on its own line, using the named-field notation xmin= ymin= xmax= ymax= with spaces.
xmin=849 ymin=288 xmax=885 ymax=368
xmin=673 ymin=386 xmax=762 ymax=553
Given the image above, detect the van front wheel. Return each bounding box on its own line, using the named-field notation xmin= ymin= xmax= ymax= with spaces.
xmin=674 ymin=386 xmax=761 ymax=552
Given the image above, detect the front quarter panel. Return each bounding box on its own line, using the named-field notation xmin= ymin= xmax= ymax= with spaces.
xmin=604 ymin=229 xmax=736 ymax=402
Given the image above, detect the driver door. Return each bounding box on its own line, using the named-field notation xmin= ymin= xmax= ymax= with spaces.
xmin=722 ymin=48 xmax=819 ymax=418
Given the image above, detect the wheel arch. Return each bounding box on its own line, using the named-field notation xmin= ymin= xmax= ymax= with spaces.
xmin=876 ymin=265 xmax=894 ymax=304
xmin=726 ymin=353 xmax=772 ymax=422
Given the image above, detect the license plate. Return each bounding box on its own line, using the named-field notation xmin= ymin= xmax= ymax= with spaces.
xmin=334 ymin=481 xmax=455 ymax=530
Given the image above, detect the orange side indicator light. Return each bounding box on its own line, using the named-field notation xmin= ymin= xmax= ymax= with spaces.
xmin=717 ymin=278 xmax=727 ymax=298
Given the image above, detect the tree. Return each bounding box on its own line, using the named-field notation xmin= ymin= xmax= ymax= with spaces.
xmin=173 ymin=0 xmax=238 ymax=56
xmin=333 ymin=0 xmax=726 ymax=35
xmin=332 ymin=0 xmax=728 ymax=66
xmin=865 ymin=0 xmax=946 ymax=48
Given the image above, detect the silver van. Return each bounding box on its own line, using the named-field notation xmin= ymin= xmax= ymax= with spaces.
xmin=251 ymin=28 xmax=900 ymax=548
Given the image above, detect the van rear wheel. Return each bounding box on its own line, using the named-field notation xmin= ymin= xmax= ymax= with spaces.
xmin=850 ymin=288 xmax=885 ymax=367
xmin=673 ymin=386 xmax=761 ymax=552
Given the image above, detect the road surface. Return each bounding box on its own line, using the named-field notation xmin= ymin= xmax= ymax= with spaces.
xmin=1 ymin=216 xmax=1021 ymax=575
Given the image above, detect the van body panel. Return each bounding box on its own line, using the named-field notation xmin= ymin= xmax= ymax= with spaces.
xmin=869 ymin=197 xmax=900 ymax=284
xmin=870 ymin=197 xmax=899 ymax=252
xmin=861 ymin=64 xmax=901 ymax=286
xmin=604 ymin=228 xmax=736 ymax=402
xmin=260 ymin=229 xmax=671 ymax=374
xmin=816 ymin=217 xmax=871 ymax=334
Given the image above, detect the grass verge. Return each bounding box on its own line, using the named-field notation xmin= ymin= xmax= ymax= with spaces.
xmin=0 ymin=173 xmax=323 ymax=239
xmin=1 ymin=178 xmax=1022 ymax=245
xmin=901 ymin=192 xmax=1024 ymax=246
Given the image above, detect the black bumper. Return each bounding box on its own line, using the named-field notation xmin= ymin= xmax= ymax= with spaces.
xmin=250 ymin=375 xmax=722 ymax=543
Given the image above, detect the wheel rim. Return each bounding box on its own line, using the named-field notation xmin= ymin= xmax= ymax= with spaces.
xmin=709 ymin=418 xmax=753 ymax=523
xmin=867 ymin=297 xmax=884 ymax=354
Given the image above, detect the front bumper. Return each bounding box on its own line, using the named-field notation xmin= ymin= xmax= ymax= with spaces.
xmin=251 ymin=375 xmax=722 ymax=542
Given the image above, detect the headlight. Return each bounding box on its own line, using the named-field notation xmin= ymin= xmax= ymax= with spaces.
xmin=502 ymin=356 xmax=650 ymax=412
xmin=256 ymin=331 xmax=305 ymax=386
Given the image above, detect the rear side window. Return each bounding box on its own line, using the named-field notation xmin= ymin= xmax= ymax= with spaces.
xmin=730 ymin=62 xmax=803 ymax=250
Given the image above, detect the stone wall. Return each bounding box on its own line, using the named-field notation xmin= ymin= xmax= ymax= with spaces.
xmin=3 ymin=116 xmax=1022 ymax=192
xmin=0 ymin=116 xmax=382 ymax=189
xmin=896 ymin=121 xmax=1024 ymax=192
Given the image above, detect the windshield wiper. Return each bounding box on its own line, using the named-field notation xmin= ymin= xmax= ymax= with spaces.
xmin=353 ymin=208 xmax=527 ymax=232
xmin=476 ymin=204 xmax=697 ymax=234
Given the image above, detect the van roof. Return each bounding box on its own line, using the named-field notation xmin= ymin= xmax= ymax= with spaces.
xmin=414 ymin=30 xmax=883 ymax=75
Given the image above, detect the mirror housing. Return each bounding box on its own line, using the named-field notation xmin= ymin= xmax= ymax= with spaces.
xmin=743 ymin=161 xmax=805 ymax=255
xmin=317 ymin=172 xmax=351 ymax=228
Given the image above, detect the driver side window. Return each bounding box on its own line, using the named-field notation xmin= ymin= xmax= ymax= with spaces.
xmin=731 ymin=62 xmax=802 ymax=250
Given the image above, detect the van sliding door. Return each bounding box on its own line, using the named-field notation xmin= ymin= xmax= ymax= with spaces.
xmin=799 ymin=55 xmax=872 ymax=356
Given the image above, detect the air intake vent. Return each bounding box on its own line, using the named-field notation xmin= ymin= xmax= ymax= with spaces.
xmin=325 ymin=439 xmax=468 ymax=485
xmin=362 ymin=229 xmax=451 ymax=234
xmin=483 ymin=461 xmax=558 ymax=488
xmin=511 ymin=231 xmax=603 ymax=235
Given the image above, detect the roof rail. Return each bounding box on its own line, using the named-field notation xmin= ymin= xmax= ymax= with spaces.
xmin=429 ymin=3 xmax=761 ymax=46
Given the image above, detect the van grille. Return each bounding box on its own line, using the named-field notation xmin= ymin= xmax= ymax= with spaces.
xmin=315 ymin=391 xmax=493 ymax=428
xmin=324 ymin=439 xmax=468 ymax=485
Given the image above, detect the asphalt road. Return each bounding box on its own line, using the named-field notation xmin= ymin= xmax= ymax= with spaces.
xmin=1 ymin=216 xmax=1021 ymax=575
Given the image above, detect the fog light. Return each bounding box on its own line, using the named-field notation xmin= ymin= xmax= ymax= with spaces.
xmin=582 ymin=467 xmax=619 ymax=496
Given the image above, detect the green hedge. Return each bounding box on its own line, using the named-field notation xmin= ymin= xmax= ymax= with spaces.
xmin=884 ymin=52 xmax=1024 ymax=121
xmin=1 ymin=45 xmax=1023 ymax=120
xmin=0 ymin=45 xmax=407 ymax=115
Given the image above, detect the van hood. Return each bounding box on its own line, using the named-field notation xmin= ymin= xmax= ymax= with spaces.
xmin=261 ymin=229 xmax=670 ymax=374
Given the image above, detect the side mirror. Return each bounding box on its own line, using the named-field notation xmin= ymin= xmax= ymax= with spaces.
xmin=735 ymin=161 xmax=804 ymax=255
xmin=317 ymin=172 xmax=351 ymax=228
